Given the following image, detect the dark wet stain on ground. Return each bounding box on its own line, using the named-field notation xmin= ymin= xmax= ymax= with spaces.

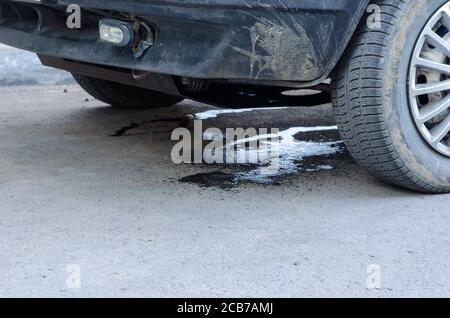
xmin=295 ymin=146 xmax=353 ymax=171
xmin=110 ymin=122 xmax=141 ymax=137
xmin=110 ymin=109 xmax=353 ymax=190
xmin=294 ymin=129 xmax=340 ymax=143
xmin=179 ymin=171 xmax=237 ymax=190
xmin=177 ymin=122 xmax=358 ymax=189
xmin=110 ymin=116 xmax=192 ymax=137
xmin=179 ymin=144 xmax=354 ymax=190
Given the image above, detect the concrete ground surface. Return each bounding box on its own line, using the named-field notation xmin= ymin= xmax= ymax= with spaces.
xmin=0 ymin=46 xmax=450 ymax=298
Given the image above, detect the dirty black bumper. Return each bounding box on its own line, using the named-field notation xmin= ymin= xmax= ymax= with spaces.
xmin=0 ymin=0 xmax=368 ymax=84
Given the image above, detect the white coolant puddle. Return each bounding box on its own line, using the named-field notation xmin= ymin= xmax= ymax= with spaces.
xmin=195 ymin=107 xmax=288 ymax=120
xmin=236 ymin=126 xmax=341 ymax=184
xmin=203 ymin=125 xmax=342 ymax=185
xmin=0 ymin=45 xmax=73 ymax=86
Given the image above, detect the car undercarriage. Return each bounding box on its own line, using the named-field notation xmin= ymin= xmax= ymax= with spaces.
xmin=1 ymin=0 xmax=450 ymax=193
xmin=0 ymin=0 xmax=368 ymax=106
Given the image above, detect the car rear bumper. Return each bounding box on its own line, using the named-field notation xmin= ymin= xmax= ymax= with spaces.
xmin=0 ymin=0 xmax=368 ymax=84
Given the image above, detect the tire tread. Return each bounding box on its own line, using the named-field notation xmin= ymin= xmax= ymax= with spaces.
xmin=331 ymin=0 xmax=448 ymax=193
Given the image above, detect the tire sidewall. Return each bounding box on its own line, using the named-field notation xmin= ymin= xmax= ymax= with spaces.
xmin=384 ymin=0 xmax=450 ymax=189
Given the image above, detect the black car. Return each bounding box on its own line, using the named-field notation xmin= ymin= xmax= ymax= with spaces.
xmin=1 ymin=0 xmax=449 ymax=193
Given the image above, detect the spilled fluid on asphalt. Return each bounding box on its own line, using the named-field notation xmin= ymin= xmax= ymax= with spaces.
xmin=194 ymin=107 xmax=288 ymax=120
xmin=180 ymin=109 xmax=347 ymax=188
xmin=108 ymin=108 xmax=348 ymax=188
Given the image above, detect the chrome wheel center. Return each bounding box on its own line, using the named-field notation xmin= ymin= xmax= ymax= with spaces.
xmin=409 ymin=2 xmax=450 ymax=157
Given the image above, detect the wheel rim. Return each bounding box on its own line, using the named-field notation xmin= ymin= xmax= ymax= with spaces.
xmin=409 ymin=2 xmax=450 ymax=157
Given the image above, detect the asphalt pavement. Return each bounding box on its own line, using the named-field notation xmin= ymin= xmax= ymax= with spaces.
xmin=0 ymin=45 xmax=449 ymax=297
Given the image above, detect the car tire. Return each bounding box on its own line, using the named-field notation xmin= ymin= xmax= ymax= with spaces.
xmin=73 ymin=74 xmax=184 ymax=109
xmin=331 ymin=0 xmax=450 ymax=193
